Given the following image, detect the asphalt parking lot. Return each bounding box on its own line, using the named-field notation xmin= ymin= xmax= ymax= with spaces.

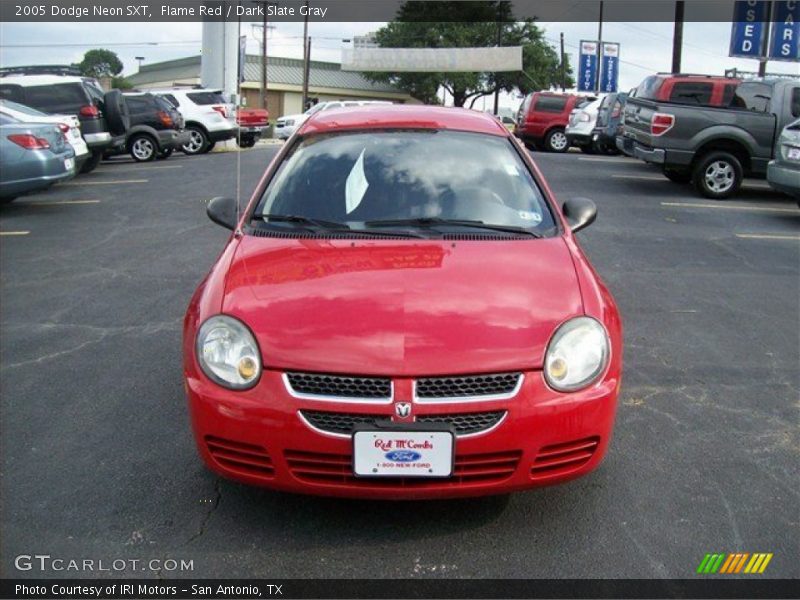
xmin=1 ymin=147 xmax=798 ymax=579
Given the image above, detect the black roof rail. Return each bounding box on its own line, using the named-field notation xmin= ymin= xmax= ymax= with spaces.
xmin=0 ymin=64 xmax=83 ymax=77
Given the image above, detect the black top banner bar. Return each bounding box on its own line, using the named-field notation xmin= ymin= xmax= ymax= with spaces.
xmin=2 ymin=578 xmax=799 ymax=600
xmin=0 ymin=0 xmax=759 ymax=23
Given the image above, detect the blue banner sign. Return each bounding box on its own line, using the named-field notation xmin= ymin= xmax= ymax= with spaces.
xmin=769 ymin=1 xmax=800 ymax=61
xmin=600 ymin=43 xmax=620 ymax=93
xmin=578 ymin=40 xmax=599 ymax=93
xmin=729 ymin=0 xmax=771 ymax=58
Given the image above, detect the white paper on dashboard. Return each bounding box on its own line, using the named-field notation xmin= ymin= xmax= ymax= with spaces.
xmin=345 ymin=149 xmax=369 ymax=214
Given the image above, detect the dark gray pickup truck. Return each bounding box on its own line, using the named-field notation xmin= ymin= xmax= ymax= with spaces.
xmin=618 ymin=78 xmax=800 ymax=198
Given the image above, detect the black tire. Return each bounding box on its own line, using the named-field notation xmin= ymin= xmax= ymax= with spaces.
xmin=103 ymin=90 xmax=130 ymax=136
xmin=182 ymin=125 xmax=208 ymax=155
xmin=128 ymin=134 xmax=158 ymax=162
xmin=203 ymin=141 xmax=216 ymax=154
xmin=692 ymin=151 xmax=743 ymax=199
xmin=523 ymin=140 xmax=538 ymax=151
xmin=544 ymin=128 xmax=569 ymax=153
xmin=80 ymin=152 xmax=103 ymax=174
xmin=238 ymin=137 xmax=257 ymax=149
xmin=157 ymin=148 xmax=173 ymax=160
xmin=580 ymin=144 xmax=596 ymax=154
xmin=663 ymin=168 xmax=692 ymax=184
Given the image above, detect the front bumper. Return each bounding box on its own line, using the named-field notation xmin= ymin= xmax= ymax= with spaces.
xmin=186 ymin=369 xmax=619 ymax=499
xmin=767 ymin=160 xmax=800 ymax=198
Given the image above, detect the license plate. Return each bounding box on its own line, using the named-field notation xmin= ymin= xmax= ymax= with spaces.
xmin=64 ymin=158 xmax=74 ymax=170
xmin=353 ymin=429 xmax=454 ymax=477
xmin=788 ymin=147 xmax=800 ymax=161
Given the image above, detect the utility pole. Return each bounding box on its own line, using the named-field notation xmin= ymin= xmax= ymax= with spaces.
xmin=560 ymin=32 xmax=566 ymax=91
xmin=757 ymin=1 xmax=773 ymax=77
xmin=250 ymin=1 xmax=276 ymax=110
xmin=301 ymin=0 xmax=310 ymax=109
xmin=672 ymin=1 xmax=684 ymax=73
xmin=596 ymin=0 xmax=603 ymax=93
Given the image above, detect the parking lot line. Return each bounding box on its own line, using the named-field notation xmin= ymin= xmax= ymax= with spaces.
xmin=578 ymin=157 xmax=633 ymax=163
xmin=661 ymin=202 xmax=797 ymax=213
xmin=0 ymin=231 xmax=30 ymax=236
xmin=100 ymin=165 xmax=184 ymax=171
xmin=62 ymin=179 xmax=148 ymax=186
xmin=735 ymin=233 xmax=800 ymax=241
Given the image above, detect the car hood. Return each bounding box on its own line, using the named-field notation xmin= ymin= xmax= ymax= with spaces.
xmin=222 ymin=236 xmax=584 ymax=376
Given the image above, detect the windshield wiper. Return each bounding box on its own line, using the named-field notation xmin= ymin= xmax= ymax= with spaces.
xmin=364 ymin=217 xmax=543 ymax=237
xmin=257 ymin=214 xmax=427 ymax=238
xmin=260 ymin=214 xmax=349 ymax=230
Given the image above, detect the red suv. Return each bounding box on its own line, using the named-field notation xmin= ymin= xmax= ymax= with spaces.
xmin=632 ymin=73 xmax=740 ymax=107
xmin=515 ymin=92 xmax=595 ymax=153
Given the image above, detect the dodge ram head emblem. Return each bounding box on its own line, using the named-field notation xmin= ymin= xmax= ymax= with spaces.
xmin=395 ymin=402 xmax=412 ymax=418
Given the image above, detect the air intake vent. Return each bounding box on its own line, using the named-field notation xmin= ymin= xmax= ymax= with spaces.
xmin=530 ymin=436 xmax=599 ymax=480
xmin=248 ymin=228 xmax=419 ymax=240
xmin=416 ymin=373 xmax=521 ymax=399
xmin=284 ymin=449 xmax=521 ymax=487
xmin=205 ymin=436 xmax=274 ymax=480
xmin=286 ymin=372 xmax=392 ymax=400
xmin=299 ymin=410 xmax=506 ymax=436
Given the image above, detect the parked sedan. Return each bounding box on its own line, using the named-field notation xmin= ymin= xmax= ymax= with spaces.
xmin=767 ymin=118 xmax=800 ymax=201
xmin=185 ymin=105 xmax=622 ymax=499
xmin=0 ymin=99 xmax=89 ymax=170
xmin=0 ymin=112 xmax=76 ymax=202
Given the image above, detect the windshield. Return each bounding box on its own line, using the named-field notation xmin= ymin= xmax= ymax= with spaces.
xmin=254 ymin=130 xmax=555 ymax=234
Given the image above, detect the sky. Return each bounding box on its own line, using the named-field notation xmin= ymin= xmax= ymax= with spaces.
xmin=1 ymin=19 xmax=798 ymax=112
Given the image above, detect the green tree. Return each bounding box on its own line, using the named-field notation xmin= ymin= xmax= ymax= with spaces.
xmin=363 ymin=1 xmax=573 ymax=107
xmin=78 ymin=49 xmax=124 ymax=79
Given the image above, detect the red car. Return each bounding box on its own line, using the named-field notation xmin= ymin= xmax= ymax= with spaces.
xmin=184 ymin=105 xmax=622 ymax=499
xmin=515 ymin=92 xmax=595 ymax=153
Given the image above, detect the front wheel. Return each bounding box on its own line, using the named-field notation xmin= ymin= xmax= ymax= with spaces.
xmin=182 ymin=126 xmax=208 ymax=155
xmin=129 ymin=134 xmax=157 ymax=162
xmin=545 ymin=129 xmax=569 ymax=153
xmin=157 ymin=148 xmax=173 ymax=160
xmin=692 ymin=151 xmax=743 ymax=199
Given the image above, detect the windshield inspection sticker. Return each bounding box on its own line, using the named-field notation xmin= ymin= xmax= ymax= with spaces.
xmin=345 ymin=149 xmax=369 ymax=214
xmin=519 ymin=210 xmax=542 ymax=223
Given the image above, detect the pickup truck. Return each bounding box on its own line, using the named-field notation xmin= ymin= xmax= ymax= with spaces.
xmin=618 ymin=78 xmax=800 ymax=198
xmin=236 ymin=107 xmax=269 ymax=148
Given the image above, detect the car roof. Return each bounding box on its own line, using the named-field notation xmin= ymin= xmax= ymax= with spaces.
xmin=298 ymin=105 xmax=509 ymax=137
xmin=0 ymin=74 xmax=87 ymax=86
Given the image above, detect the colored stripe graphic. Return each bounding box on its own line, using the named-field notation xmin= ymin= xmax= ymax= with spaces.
xmin=758 ymin=553 xmax=773 ymax=573
xmin=734 ymin=553 xmax=749 ymax=573
xmin=701 ymin=553 xmax=773 ymax=575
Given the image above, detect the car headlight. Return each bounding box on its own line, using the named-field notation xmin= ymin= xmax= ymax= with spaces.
xmin=284 ymin=119 xmax=295 ymax=126
xmin=196 ymin=315 xmax=262 ymax=389
xmin=544 ymin=317 xmax=609 ymax=392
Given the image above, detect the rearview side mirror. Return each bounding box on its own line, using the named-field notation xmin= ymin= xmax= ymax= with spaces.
xmin=562 ymin=197 xmax=597 ymax=233
xmin=206 ymin=196 xmax=239 ymax=231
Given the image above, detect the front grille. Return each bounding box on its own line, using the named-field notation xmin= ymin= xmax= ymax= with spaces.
xmin=416 ymin=373 xmax=521 ymax=399
xmin=286 ymin=372 xmax=392 ymax=400
xmin=205 ymin=436 xmax=274 ymax=480
xmin=285 ymin=449 xmax=521 ymax=487
xmin=530 ymin=436 xmax=599 ymax=480
xmin=299 ymin=410 xmax=506 ymax=436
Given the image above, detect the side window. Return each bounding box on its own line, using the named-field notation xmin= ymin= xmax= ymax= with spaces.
xmin=731 ymin=83 xmax=771 ymax=112
xmin=125 ymin=97 xmax=148 ymax=113
xmin=162 ymin=94 xmax=180 ymax=107
xmin=24 ymin=83 xmax=87 ymax=113
xmin=669 ymin=82 xmax=713 ymax=105
xmin=534 ymin=96 xmax=568 ymax=113
xmin=0 ymin=85 xmax=24 ymax=103
xmin=791 ymin=87 xmax=800 ymax=118
xmin=611 ymin=99 xmax=623 ymax=118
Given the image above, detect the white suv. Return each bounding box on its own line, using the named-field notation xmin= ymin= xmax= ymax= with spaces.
xmin=149 ymin=89 xmax=237 ymax=155
xmin=274 ymin=100 xmax=392 ymax=140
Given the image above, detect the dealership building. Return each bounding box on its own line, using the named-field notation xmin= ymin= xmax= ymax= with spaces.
xmin=126 ymin=54 xmax=417 ymax=118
